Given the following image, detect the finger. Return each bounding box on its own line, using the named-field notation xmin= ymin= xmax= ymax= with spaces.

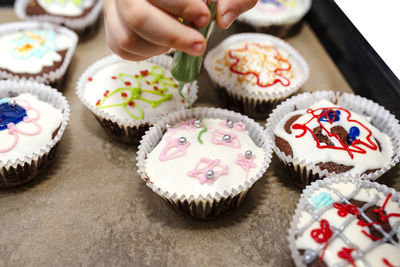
xmin=216 ymin=0 xmax=258 ymax=29
xmin=149 ymin=0 xmax=210 ymax=28
xmin=116 ymin=0 xmax=206 ymax=56
xmin=104 ymin=0 xmax=170 ymax=58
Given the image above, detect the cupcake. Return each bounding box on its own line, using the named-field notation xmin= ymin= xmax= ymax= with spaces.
xmin=0 ymin=80 xmax=70 ymax=188
xmin=266 ymin=91 xmax=400 ymax=187
xmin=237 ymin=0 xmax=312 ymax=38
xmin=15 ymin=0 xmax=103 ymax=36
xmin=0 ymin=21 xmax=78 ymax=89
xmin=288 ymin=177 xmax=400 ymax=267
xmin=136 ymin=107 xmax=273 ymax=219
xmin=204 ymin=33 xmax=309 ymax=119
xmin=76 ymin=54 xmax=198 ymax=145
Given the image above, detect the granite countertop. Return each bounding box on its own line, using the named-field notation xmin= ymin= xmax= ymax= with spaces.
xmin=0 ymin=8 xmax=399 ymax=267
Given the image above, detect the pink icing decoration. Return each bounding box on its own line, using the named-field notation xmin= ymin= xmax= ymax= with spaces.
xmin=187 ymin=158 xmax=228 ymax=185
xmin=159 ymin=137 xmax=190 ymax=161
xmin=0 ymin=99 xmax=42 ymax=153
xmin=235 ymin=153 xmax=257 ymax=180
xmin=210 ymin=129 xmax=241 ymax=148
xmin=166 ymin=119 xmax=196 ymax=136
xmin=219 ymin=120 xmax=245 ymax=132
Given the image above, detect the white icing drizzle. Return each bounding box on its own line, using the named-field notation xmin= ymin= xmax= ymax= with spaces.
xmin=37 ymin=0 xmax=94 ymax=17
xmin=145 ymin=119 xmax=265 ymax=198
xmin=0 ymin=29 xmax=74 ymax=74
xmin=273 ymin=99 xmax=393 ymax=176
xmin=295 ymin=181 xmax=400 ymax=267
xmin=0 ymin=93 xmax=63 ymax=163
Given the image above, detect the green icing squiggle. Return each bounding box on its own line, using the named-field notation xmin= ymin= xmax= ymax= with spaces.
xmin=45 ymin=0 xmax=83 ymax=6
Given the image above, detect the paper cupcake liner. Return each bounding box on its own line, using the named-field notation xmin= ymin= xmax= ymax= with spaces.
xmin=0 ymin=80 xmax=70 ymax=188
xmin=0 ymin=21 xmax=78 ymax=89
xmin=287 ymin=176 xmax=400 ymax=267
xmin=15 ymin=0 xmax=103 ymax=35
xmin=237 ymin=0 xmax=312 ymax=28
xmin=266 ymin=90 xmax=400 ymax=187
xmin=76 ymin=54 xmax=198 ymax=144
xmin=204 ymin=33 xmax=309 ymax=118
xmin=136 ymin=107 xmax=273 ymax=219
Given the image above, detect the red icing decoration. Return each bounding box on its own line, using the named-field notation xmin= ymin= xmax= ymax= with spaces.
xmin=88 ymin=77 xmax=93 ymax=82
xmin=333 ymin=203 xmax=359 ymax=217
xmin=124 ymin=81 xmax=131 ymax=86
xmin=227 ymin=42 xmax=292 ymax=88
xmin=140 ymin=70 xmax=148 ymax=76
xmin=121 ymin=92 xmax=128 ymax=98
xmin=111 ymin=76 xmax=117 ymax=79
xmin=103 ymin=90 xmax=109 ymax=97
xmin=180 ymin=99 xmax=185 ymax=104
xmin=292 ymin=107 xmax=378 ymax=159
xmin=382 ymin=258 xmax=396 ymax=267
xmin=357 ymin=219 xmax=379 ymax=227
xmin=146 ymin=81 xmax=151 ymax=85
xmin=96 ymin=100 xmax=101 ymax=106
xmin=311 ymin=219 xmax=332 ymax=263
xmin=373 ymin=193 xmax=400 ymax=222
xmin=128 ymin=101 xmax=135 ymax=107
xmin=361 ymin=230 xmax=382 ymax=241
xmin=154 ymin=86 xmax=158 ymax=91
xmin=337 ymin=247 xmax=356 ymax=267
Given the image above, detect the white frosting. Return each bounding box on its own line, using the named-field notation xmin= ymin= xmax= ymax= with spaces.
xmin=0 ymin=93 xmax=63 ymax=163
xmin=83 ymin=61 xmax=189 ymax=123
xmin=274 ymin=99 xmax=393 ymax=176
xmin=37 ymin=0 xmax=94 ymax=17
xmin=295 ymin=181 xmax=400 ymax=267
xmin=209 ymin=40 xmax=302 ymax=95
xmin=239 ymin=0 xmax=308 ymax=25
xmin=145 ymin=119 xmax=265 ymax=198
xmin=0 ymin=29 xmax=74 ymax=74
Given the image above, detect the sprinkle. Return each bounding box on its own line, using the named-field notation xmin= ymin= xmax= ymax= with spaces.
xmin=128 ymin=101 xmax=135 ymax=107
xmin=88 ymin=77 xmax=93 ymax=82
xmin=121 ymin=92 xmax=128 ymax=98
xmin=125 ymin=81 xmax=131 ymax=86
xmin=111 ymin=76 xmax=117 ymax=79
xmin=140 ymin=70 xmax=148 ymax=76
xmin=153 ymin=86 xmax=158 ymax=91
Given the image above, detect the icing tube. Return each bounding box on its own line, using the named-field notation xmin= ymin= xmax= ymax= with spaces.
xmin=170 ymin=0 xmax=217 ymax=83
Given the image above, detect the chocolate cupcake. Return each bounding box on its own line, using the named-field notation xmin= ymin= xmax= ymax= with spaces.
xmin=76 ymin=54 xmax=198 ymax=145
xmin=288 ymin=177 xmax=400 ymax=267
xmin=136 ymin=107 xmax=273 ymax=219
xmin=15 ymin=0 xmax=103 ymax=36
xmin=237 ymin=0 xmax=312 ymax=38
xmin=266 ymin=91 xmax=400 ymax=187
xmin=204 ymin=33 xmax=309 ymax=119
xmin=0 ymin=80 xmax=70 ymax=188
xmin=0 ymin=21 xmax=78 ymax=89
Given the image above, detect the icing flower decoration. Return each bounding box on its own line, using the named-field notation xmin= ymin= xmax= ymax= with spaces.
xmin=219 ymin=120 xmax=245 ymax=132
xmin=187 ymin=158 xmax=228 ymax=185
xmin=337 ymin=247 xmax=356 ymax=267
xmin=12 ymin=30 xmax=57 ymax=59
xmin=159 ymin=136 xmax=190 ymax=161
xmin=235 ymin=152 xmax=256 ymax=179
xmin=95 ymin=65 xmax=177 ymax=120
xmin=312 ymin=192 xmax=334 ymax=210
xmin=333 ymin=203 xmax=359 ymax=217
xmin=0 ymin=98 xmax=41 ymax=153
xmin=210 ymin=130 xmax=241 ymax=148
xmin=310 ymin=219 xmax=332 ymax=263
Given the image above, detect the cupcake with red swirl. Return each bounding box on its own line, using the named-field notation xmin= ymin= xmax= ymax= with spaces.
xmin=204 ymin=33 xmax=309 ymax=119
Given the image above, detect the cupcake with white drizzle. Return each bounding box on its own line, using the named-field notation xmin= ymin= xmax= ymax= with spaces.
xmin=137 ymin=107 xmax=273 ymax=219
xmin=288 ymin=177 xmax=400 ymax=267
xmin=77 ymin=54 xmax=198 ymax=144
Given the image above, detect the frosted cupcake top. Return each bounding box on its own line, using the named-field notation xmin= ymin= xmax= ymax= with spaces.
xmin=293 ymin=180 xmax=400 ymax=267
xmin=273 ymin=99 xmax=393 ymax=176
xmin=0 ymin=93 xmax=63 ymax=163
xmin=0 ymin=29 xmax=74 ymax=75
xmin=35 ymin=0 xmax=95 ymax=17
xmin=145 ymin=118 xmax=265 ymax=198
xmin=83 ymin=60 xmax=191 ymax=123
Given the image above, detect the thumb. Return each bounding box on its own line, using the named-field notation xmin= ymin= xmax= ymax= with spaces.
xmin=216 ymin=0 xmax=258 ymax=29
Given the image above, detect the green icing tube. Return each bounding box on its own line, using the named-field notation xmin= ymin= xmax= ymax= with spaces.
xmin=171 ymin=0 xmax=217 ymax=83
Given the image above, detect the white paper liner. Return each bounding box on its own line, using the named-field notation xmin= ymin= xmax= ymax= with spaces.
xmin=15 ymin=0 xmax=103 ymax=33
xmin=287 ymin=176 xmax=400 ymax=267
xmin=76 ymin=54 xmax=199 ymax=129
xmin=136 ymin=107 xmax=273 ymax=204
xmin=266 ymin=90 xmax=400 ymax=181
xmin=204 ymin=33 xmax=309 ymax=102
xmin=0 ymin=21 xmax=78 ymax=85
xmin=237 ymin=0 xmax=312 ymax=27
xmin=0 ymin=80 xmax=70 ymax=170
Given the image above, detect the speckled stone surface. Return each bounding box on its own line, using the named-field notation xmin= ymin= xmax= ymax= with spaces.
xmin=0 ymin=8 xmax=399 ymax=267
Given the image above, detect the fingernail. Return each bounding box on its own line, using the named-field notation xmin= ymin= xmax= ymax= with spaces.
xmin=194 ymin=15 xmax=209 ymax=28
xmin=221 ymin=11 xmax=236 ymax=29
xmin=191 ymin=42 xmax=205 ymax=56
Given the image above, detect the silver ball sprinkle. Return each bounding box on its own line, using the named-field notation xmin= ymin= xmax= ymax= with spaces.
xmin=226 ymin=120 xmax=234 ymax=128
xmin=9 ymin=99 xmax=16 ymax=107
xmin=223 ymin=134 xmax=232 ymax=142
xmin=205 ymin=170 xmax=215 ymax=179
xmin=178 ymin=136 xmax=187 ymax=145
xmin=165 ymin=123 xmax=171 ymax=129
xmin=245 ymin=150 xmax=253 ymax=159
xmin=303 ymin=250 xmax=318 ymax=264
xmin=194 ymin=119 xmax=202 ymax=128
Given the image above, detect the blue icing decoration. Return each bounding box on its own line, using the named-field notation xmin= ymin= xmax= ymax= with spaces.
xmin=12 ymin=30 xmax=57 ymax=60
xmin=348 ymin=126 xmax=360 ymax=145
xmin=0 ymin=98 xmax=9 ymax=105
xmin=0 ymin=101 xmax=27 ymax=131
xmin=312 ymin=192 xmax=334 ymax=209
xmin=319 ymin=109 xmax=341 ymax=123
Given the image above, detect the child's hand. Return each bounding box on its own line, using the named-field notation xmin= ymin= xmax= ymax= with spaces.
xmin=104 ymin=0 xmax=257 ymax=61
